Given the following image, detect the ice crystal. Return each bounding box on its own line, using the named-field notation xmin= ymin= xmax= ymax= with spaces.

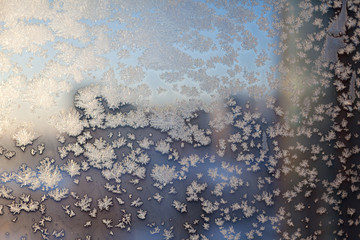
xmin=15 ymin=164 xmax=40 ymax=190
xmin=48 ymin=188 xmax=69 ymax=202
xmin=49 ymin=108 xmax=85 ymax=137
xmin=12 ymin=125 xmax=37 ymax=150
xmin=0 ymin=185 xmax=15 ymax=200
xmin=186 ymin=181 xmax=208 ymax=202
xmin=62 ymin=159 xmax=81 ymax=178
xmin=163 ymin=227 xmax=174 ymax=240
xmin=137 ymin=209 xmax=147 ymax=220
xmin=4 ymin=150 xmax=16 ymax=160
xmin=130 ymin=197 xmax=143 ymax=208
xmin=37 ymin=158 xmax=62 ymax=190
xmin=97 ymin=195 xmax=113 ymax=211
xmin=155 ymin=139 xmax=171 ymax=155
xmin=84 ymin=138 xmax=116 ymax=169
xmin=150 ymin=164 xmax=177 ymax=187
xmin=172 ymin=200 xmax=187 ymax=213
xmin=75 ymin=194 xmax=92 ymax=212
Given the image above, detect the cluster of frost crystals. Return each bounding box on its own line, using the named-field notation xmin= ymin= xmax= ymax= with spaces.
xmin=0 ymin=0 xmax=279 ymax=140
xmin=84 ymin=137 xmax=116 ymax=169
xmin=61 ymin=159 xmax=81 ymax=178
xmin=150 ymin=164 xmax=177 ymax=187
xmin=0 ymin=0 xmax=360 ymax=239
xmin=49 ymin=108 xmax=85 ymax=137
xmin=37 ymin=158 xmax=62 ymax=190
xmin=48 ymin=188 xmax=69 ymax=202
xmin=12 ymin=124 xmax=38 ymax=151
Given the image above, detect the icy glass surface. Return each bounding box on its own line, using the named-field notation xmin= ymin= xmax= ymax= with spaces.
xmin=0 ymin=0 xmax=359 ymax=239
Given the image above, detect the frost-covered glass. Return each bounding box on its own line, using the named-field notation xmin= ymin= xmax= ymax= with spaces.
xmin=0 ymin=0 xmax=359 ymax=239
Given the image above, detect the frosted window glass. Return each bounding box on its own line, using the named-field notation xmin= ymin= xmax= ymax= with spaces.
xmin=0 ymin=0 xmax=358 ymax=239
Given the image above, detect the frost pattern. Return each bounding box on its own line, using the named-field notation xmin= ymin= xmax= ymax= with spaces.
xmin=0 ymin=0 xmax=359 ymax=240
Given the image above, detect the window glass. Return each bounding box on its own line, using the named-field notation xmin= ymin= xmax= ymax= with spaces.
xmin=0 ymin=0 xmax=358 ymax=239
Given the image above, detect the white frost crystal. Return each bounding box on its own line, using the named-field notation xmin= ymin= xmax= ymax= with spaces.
xmin=97 ymin=195 xmax=113 ymax=211
xmin=48 ymin=188 xmax=69 ymax=202
xmin=137 ymin=209 xmax=147 ymax=220
xmin=0 ymin=185 xmax=15 ymax=200
xmin=75 ymin=194 xmax=92 ymax=212
xmin=172 ymin=200 xmax=187 ymax=213
xmin=12 ymin=125 xmax=38 ymax=150
xmin=62 ymin=159 xmax=81 ymax=178
xmin=37 ymin=158 xmax=62 ymax=190
xmin=49 ymin=108 xmax=85 ymax=137
xmin=84 ymin=138 xmax=116 ymax=169
xmin=151 ymin=164 xmax=177 ymax=186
